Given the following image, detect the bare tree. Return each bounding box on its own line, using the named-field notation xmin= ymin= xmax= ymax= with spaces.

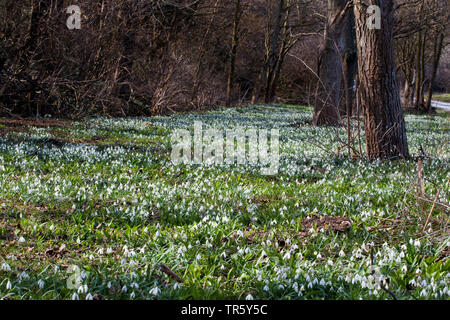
xmin=251 ymin=0 xmax=286 ymax=104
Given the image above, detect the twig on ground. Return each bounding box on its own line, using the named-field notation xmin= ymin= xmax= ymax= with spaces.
xmin=423 ymin=187 xmax=442 ymax=232
xmin=160 ymin=264 xmax=184 ymax=283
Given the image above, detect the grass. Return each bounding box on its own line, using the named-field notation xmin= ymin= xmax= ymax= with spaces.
xmin=0 ymin=105 xmax=448 ymax=300
xmin=433 ymin=93 xmax=450 ymax=103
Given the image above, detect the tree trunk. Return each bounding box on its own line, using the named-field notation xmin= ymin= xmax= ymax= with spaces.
xmin=26 ymin=0 xmax=48 ymax=54
xmin=414 ymin=31 xmax=426 ymax=110
xmin=425 ymin=32 xmax=444 ymax=113
xmin=413 ymin=1 xmax=426 ymax=110
xmin=113 ymin=5 xmax=136 ymax=102
xmin=266 ymin=0 xmax=294 ymax=103
xmin=354 ymin=0 xmax=409 ymax=159
xmin=313 ymin=0 xmax=352 ymax=126
xmin=251 ymin=0 xmax=285 ymax=105
xmin=342 ymin=9 xmax=357 ymax=116
xmin=226 ymin=0 xmax=242 ymax=107
xmin=403 ymin=79 xmax=414 ymax=107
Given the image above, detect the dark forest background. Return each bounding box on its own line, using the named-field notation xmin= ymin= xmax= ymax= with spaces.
xmin=0 ymin=0 xmax=448 ymax=118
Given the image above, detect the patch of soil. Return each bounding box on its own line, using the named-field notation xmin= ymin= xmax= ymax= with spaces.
xmin=0 ymin=118 xmax=73 ymax=137
xmin=43 ymin=244 xmax=67 ymax=258
xmin=301 ymin=216 xmax=352 ymax=234
xmin=0 ymin=118 xmax=73 ymax=129
xmin=0 ymin=222 xmax=15 ymax=241
xmin=225 ymin=229 xmax=268 ymax=244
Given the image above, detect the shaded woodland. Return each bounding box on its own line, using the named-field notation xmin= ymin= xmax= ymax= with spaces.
xmin=0 ymin=0 xmax=447 ymax=119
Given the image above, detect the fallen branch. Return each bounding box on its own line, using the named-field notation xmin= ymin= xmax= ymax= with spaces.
xmin=423 ymin=187 xmax=442 ymax=232
xmin=416 ymin=195 xmax=449 ymax=211
xmin=160 ymin=264 xmax=184 ymax=283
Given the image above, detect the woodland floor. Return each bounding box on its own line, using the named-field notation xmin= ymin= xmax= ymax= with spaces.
xmin=0 ymin=105 xmax=448 ymax=300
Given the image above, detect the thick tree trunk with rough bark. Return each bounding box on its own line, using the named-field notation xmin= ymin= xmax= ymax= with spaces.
xmin=354 ymin=0 xmax=409 ymax=159
xmin=313 ymin=0 xmax=353 ymax=126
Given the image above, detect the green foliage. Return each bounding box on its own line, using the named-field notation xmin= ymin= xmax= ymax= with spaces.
xmin=0 ymin=105 xmax=448 ymax=300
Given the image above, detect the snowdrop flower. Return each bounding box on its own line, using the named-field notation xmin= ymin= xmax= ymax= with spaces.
xmin=196 ymin=254 xmax=202 ymax=261
xmin=6 ymin=280 xmax=12 ymax=290
xmin=72 ymin=292 xmax=79 ymax=300
xmin=178 ymin=246 xmax=187 ymax=255
xmin=18 ymin=236 xmax=25 ymax=243
xmin=245 ymin=294 xmax=254 ymax=300
xmin=78 ymin=284 xmax=88 ymax=294
xmin=173 ymin=283 xmax=181 ymax=290
xmin=263 ymin=285 xmax=269 ymax=291
xmin=86 ymin=293 xmax=93 ymax=300
xmin=19 ymin=271 xmax=29 ymax=280
xmin=1 ymin=263 xmax=11 ymax=272
xmin=149 ymin=286 xmax=160 ymax=296
xmin=37 ymin=280 xmax=45 ymax=289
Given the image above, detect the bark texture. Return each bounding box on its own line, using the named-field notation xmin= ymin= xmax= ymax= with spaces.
xmin=354 ymin=0 xmax=409 ymax=159
xmin=313 ymin=0 xmax=354 ymax=126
